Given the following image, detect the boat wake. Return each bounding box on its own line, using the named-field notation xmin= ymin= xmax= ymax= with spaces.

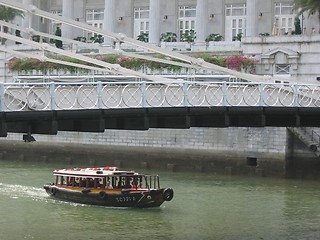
xmin=0 ymin=182 xmax=48 ymax=201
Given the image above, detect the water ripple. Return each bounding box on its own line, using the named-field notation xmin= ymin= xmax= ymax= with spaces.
xmin=0 ymin=182 xmax=48 ymax=201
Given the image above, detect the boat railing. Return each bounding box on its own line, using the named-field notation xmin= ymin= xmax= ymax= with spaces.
xmin=144 ymin=175 xmax=161 ymax=189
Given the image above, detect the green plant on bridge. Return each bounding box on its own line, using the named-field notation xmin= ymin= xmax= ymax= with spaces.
xmin=199 ymin=54 xmax=227 ymax=67
xmin=8 ymin=54 xmax=258 ymax=75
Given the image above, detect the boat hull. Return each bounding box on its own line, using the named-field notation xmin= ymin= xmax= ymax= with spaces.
xmin=43 ymin=184 xmax=173 ymax=208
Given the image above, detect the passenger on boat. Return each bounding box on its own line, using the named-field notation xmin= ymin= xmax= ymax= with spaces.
xmin=80 ymin=178 xmax=86 ymax=187
xmin=131 ymin=178 xmax=138 ymax=189
xmin=69 ymin=177 xmax=75 ymax=186
xmin=106 ymin=180 xmax=113 ymax=189
xmin=125 ymin=178 xmax=132 ymax=189
xmin=117 ymin=178 xmax=123 ymax=188
xmin=89 ymin=178 xmax=94 ymax=188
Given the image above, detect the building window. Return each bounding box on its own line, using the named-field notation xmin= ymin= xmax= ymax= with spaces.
xmin=86 ymin=9 xmax=104 ymax=21
xmin=225 ymin=4 xmax=246 ymax=41
xmin=86 ymin=9 xmax=104 ymax=40
xmin=134 ymin=7 xmax=149 ymax=39
xmin=178 ymin=5 xmax=196 ymax=40
xmin=274 ymin=2 xmax=295 ymax=34
xmin=225 ymin=3 xmax=246 ymax=16
xmin=275 ymin=64 xmax=290 ymax=75
xmin=51 ymin=10 xmax=62 ymax=15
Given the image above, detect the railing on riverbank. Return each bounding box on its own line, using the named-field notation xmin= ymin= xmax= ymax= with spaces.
xmin=288 ymin=127 xmax=320 ymax=155
xmin=301 ymin=127 xmax=320 ymax=152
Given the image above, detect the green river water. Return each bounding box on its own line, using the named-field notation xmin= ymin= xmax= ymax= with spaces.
xmin=0 ymin=160 xmax=319 ymax=240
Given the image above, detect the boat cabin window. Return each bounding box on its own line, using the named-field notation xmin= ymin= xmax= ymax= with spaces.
xmin=113 ymin=175 xmax=143 ymax=189
xmin=56 ymin=176 xmax=67 ymax=185
xmin=55 ymin=175 xmax=152 ymax=189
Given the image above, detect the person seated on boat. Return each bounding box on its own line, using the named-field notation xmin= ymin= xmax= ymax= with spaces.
xmin=69 ymin=177 xmax=75 ymax=186
xmin=89 ymin=178 xmax=95 ymax=188
xmin=106 ymin=180 xmax=113 ymax=189
xmin=74 ymin=177 xmax=80 ymax=187
xmin=117 ymin=179 xmax=123 ymax=189
xmin=125 ymin=178 xmax=132 ymax=189
xmin=80 ymin=178 xmax=86 ymax=187
xmin=96 ymin=178 xmax=102 ymax=188
xmin=131 ymin=178 xmax=138 ymax=189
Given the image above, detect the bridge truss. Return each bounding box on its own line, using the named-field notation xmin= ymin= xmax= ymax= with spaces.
xmin=0 ymin=0 xmax=276 ymax=83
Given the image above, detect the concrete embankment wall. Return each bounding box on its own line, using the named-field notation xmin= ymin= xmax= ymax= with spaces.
xmin=1 ymin=127 xmax=294 ymax=177
xmin=1 ymin=127 xmax=318 ymax=178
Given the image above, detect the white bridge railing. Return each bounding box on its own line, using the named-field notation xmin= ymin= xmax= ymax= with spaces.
xmin=0 ymin=81 xmax=320 ymax=112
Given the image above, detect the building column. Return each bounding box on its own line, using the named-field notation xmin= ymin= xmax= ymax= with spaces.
xmin=62 ymin=0 xmax=74 ymax=39
xmin=195 ymin=0 xmax=207 ymax=43
xmin=149 ymin=0 xmax=161 ymax=45
xmin=21 ymin=0 xmax=33 ymax=38
xmin=246 ymin=0 xmax=257 ymax=37
xmin=103 ymin=0 xmax=116 ymax=46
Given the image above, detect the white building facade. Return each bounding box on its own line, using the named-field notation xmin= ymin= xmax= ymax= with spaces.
xmin=5 ymin=0 xmax=320 ymax=83
xmin=22 ymin=0 xmax=320 ymax=44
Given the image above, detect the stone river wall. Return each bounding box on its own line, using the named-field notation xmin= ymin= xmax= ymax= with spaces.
xmin=1 ymin=127 xmax=318 ymax=178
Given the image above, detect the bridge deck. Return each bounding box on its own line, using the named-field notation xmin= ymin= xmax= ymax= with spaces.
xmin=1 ymin=106 xmax=320 ymax=138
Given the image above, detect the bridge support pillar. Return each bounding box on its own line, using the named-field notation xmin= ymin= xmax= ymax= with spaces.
xmin=0 ymin=119 xmax=7 ymax=137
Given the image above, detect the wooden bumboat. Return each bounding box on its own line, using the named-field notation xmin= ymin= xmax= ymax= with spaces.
xmin=43 ymin=166 xmax=174 ymax=208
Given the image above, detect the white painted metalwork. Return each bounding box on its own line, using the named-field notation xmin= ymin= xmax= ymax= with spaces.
xmin=0 ymin=20 xmax=196 ymax=72
xmin=0 ymin=81 xmax=319 ymax=112
xmin=0 ymin=0 xmax=283 ymax=83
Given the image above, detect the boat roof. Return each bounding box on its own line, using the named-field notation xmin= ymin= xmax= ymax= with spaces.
xmin=53 ymin=167 xmax=141 ymax=177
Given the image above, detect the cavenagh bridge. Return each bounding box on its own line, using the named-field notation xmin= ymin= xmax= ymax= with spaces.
xmin=0 ymin=81 xmax=320 ymax=138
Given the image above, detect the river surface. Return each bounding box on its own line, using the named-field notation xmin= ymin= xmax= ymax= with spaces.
xmin=0 ymin=160 xmax=319 ymax=240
